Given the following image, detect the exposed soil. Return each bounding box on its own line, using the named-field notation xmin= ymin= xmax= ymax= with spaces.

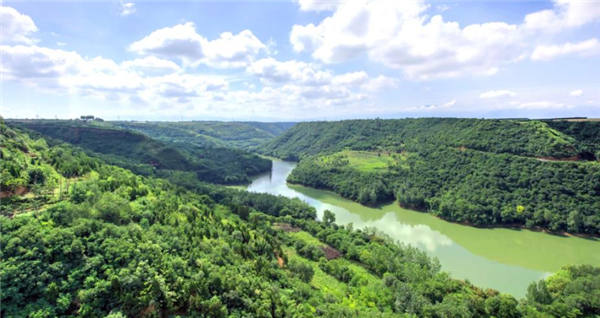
xmin=320 ymin=246 xmax=342 ymax=260
xmin=273 ymin=223 xmax=301 ymax=232
xmin=0 ymin=186 xmax=29 ymax=198
xmin=534 ymin=155 xmax=581 ymax=162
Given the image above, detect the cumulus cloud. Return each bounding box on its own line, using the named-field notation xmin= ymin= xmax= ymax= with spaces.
xmin=524 ymin=1 xmax=600 ymax=32
xmin=201 ymin=30 xmax=266 ymax=68
xmin=121 ymin=56 xmax=181 ymax=74
xmin=531 ymin=39 xmax=600 ymax=61
xmin=480 ymin=90 xmax=517 ymax=98
xmin=570 ymin=89 xmax=584 ymax=97
xmin=244 ymin=57 xmax=396 ymax=110
xmin=290 ymin=0 xmax=600 ymax=80
xmin=129 ymin=22 xmax=266 ymax=68
xmin=0 ymin=44 xmax=226 ymax=104
xmin=129 ymin=23 xmax=205 ymax=63
xmin=1 ymin=6 xmax=38 ymax=44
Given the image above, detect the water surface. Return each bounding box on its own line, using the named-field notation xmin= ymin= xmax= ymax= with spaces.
xmin=244 ymin=160 xmax=600 ymax=298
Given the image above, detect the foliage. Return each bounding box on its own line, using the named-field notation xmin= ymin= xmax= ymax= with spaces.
xmin=114 ymin=121 xmax=296 ymax=150
xmin=10 ymin=121 xmax=271 ymax=185
xmin=261 ymin=118 xmax=582 ymax=160
xmin=265 ymin=118 xmax=600 ymax=233
xmin=1 ymin=118 xmax=599 ymax=318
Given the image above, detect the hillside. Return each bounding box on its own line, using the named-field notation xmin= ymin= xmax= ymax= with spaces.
xmin=263 ymin=118 xmax=600 ymax=234
xmin=261 ymin=118 xmax=582 ymax=160
xmin=2 ymin=119 xmax=599 ymax=318
xmin=544 ymin=120 xmax=600 ymax=160
xmin=114 ymin=121 xmax=296 ymax=150
xmin=10 ymin=120 xmax=271 ymax=184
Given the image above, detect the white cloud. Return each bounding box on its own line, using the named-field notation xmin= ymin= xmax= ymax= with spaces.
xmin=290 ymin=1 xmax=526 ymax=80
xmin=296 ymin=0 xmax=339 ymax=12
xmin=436 ymin=5 xmax=450 ymax=12
xmin=518 ymin=101 xmax=573 ymax=109
xmin=120 ymin=1 xmax=136 ymax=16
xmin=129 ymin=22 xmax=266 ymax=68
xmin=202 ymin=30 xmax=266 ymax=68
xmin=479 ymin=90 xmax=517 ymax=98
xmin=248 ymin=58 xmax=397 ymax=94
xmin=0 ymin=45 xmax=81 ymax=86
xmin=531 ymin=39 xmax=600 ymax=61
xmin=121 ymin=56 xmax=181 ymax=74
xmin=56 ymin=42 xmax=66 ymax=46
xmin=524 ymin=1 xmax=600 ymax=32
xmin=361 ymin=75 xmax=398 ymax=92
xmin=443 ymin=99 xmax=456 ymax=108
xmin=1 ymin=6 xmax=38 ymax=44
xmin=570 ymin=89 xmax=584 ymax=97
xmin=0 ymin=44 xmax=227 ymax=105
xmin=128 ymin=22 xmax=205 ymax=63
xmin=290 ymin=0 xmax=600 ymax=80
xmin=247 ymin=58 xmax=331 ymax=85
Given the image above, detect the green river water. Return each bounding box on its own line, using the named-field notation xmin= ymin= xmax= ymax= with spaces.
xmin=243 ymin=160 xmax=600 ymax=298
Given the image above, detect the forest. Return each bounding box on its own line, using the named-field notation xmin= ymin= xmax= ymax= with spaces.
xmin=113 ymin=121 xmax=296 ymax=150
xmin=264 ymin=118 xmax=600 ymax=234
xmin=10 ymin=120 xmax=272 ymax=185
xmin=2 ymin=119 xmax=600 ymax=317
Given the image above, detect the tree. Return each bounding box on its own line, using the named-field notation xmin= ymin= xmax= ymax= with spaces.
xmin=323 ymin=209 xmax=336 ymax=226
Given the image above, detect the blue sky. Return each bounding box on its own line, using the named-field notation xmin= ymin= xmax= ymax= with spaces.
xmin=1 ymin=0 xmax=599 ymax=121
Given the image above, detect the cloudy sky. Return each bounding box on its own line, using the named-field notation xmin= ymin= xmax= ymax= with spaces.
xmin=1 ymin=0 xmax=599 ymax=121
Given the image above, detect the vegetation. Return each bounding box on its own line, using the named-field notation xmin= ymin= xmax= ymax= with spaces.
xmin=543 ymin=120 xmax=600 ymax=160
xmin=10 ymin=120 xmax=271 ymax=185
xmin=261 ymin=118 xmax=584 ymax=160
xmin=3 ymin=119 xmax=600 ymax=317
xmin=264 ymin=118 xmax=600 ymax=234
xmin=114 ymin=121 xmax=296 ymax=150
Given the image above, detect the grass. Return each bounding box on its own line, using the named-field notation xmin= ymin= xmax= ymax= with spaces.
xmin=289 ymin=231 xmax=326 ymax=246
xmin=283 ymin=246 xmax=347 ymax=299
xmin=319 ymin=150 xmax=407 ymax=172
xmin=283 ymin=237 xmax=384 ymax=309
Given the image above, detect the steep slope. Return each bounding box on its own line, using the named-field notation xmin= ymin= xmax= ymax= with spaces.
xmin=10 ymin=121 xmax=271 ymax=184
xmin=544 ymin=119 xmax=600 ymax=160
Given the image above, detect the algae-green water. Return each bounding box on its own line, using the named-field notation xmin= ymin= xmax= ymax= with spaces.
xmin=244 ymin=160 xmax=600 ymax=298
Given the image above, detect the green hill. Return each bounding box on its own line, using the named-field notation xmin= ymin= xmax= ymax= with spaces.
xmin=261 ymin=118 xmax=582 ymax=160
xmin=10 ymin=120 xmax=271 ymax=185
xmin=262 ymin=118 xmax=600 ymax=234
xmin=114 ymin=121 xmax=296 ymax=150
xmin=2 ymin=119 xmax=599 ymax=318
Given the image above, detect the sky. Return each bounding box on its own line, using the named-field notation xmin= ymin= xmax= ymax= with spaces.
xmin=1 ymin=0 xmax=599 ymax=121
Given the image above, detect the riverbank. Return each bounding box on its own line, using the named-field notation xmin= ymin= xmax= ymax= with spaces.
xmin=244 ymin=160 xmax=600 ymax=298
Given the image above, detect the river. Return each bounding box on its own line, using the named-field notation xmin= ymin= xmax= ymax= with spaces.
xmin=241 ymin=160 xmax=600 ymax=298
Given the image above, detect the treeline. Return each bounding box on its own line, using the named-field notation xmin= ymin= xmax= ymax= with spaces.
xmin=11 ymin=121 xmax=271 ymax=185
xmin=261 ymin=118 xmax=585 ymax=160
xmin=2 ymin=122 xmax=599 ymax=318
xmin=114 ymin=121 xmax=295 ymax=150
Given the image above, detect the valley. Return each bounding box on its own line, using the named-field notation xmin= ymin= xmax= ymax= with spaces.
xmin=243 ymin=160 xmax=600 ymax=298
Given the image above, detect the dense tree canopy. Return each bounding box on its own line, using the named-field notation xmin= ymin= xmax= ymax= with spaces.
xmin=11 ymin=121 xmax=272 ymax=185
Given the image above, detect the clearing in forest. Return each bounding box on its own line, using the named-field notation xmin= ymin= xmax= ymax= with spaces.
xmin=319 ymin=150 xmax=399 ymax=172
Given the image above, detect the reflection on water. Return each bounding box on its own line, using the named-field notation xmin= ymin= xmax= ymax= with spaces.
xmin=245 ymin=160 xmax=600 ymax=298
